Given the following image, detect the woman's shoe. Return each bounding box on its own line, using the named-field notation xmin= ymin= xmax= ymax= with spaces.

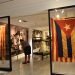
xmin=27 ymin=61 xmax=30 ymax=63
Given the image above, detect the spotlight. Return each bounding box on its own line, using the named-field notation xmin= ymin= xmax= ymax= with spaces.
xmin=18 ymin=20 xmax=22 ymax=22
xmin=56 ymin=14 xmax=60 ymax=19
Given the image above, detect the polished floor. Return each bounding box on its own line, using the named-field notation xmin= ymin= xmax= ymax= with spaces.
xmin=1 ymin=54 xmax=75 ymax=75
xmin=1 ymin=54 xmax=50 ymax=75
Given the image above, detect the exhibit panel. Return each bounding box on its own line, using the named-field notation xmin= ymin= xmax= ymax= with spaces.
xmin=10 ymin=25 xmax=28 ymax=56
xmin=48 ymin=6 xmax=75 ymax=75
xmin=0 ymin=16 xmax=12 ymax=71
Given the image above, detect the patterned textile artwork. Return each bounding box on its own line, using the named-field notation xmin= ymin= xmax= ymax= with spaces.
xmin=0 ymin=24 xmax=10 ymax=69
xmin=51 ymin=18 xmax=75 ymax=62
xmin=0 ymin=25 xmax=6 ymax=61
xmin=10 ymin=25 xmax=28 ymax=55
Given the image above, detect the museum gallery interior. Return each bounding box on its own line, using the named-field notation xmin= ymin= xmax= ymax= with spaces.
xmin=0 ymin=0 xmax=75 ymax=75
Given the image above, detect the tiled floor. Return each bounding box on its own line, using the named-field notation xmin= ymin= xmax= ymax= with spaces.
xmin=1 ymin=54 xmax=50 ymax=75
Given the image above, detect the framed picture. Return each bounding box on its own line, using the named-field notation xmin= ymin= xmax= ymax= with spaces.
xmin=10 ymin=25 xmax=28 ymax=56
xmin=0 ymin=16 xmax=12 ymax=71
xmin=48 ymin=5 xmax=75 ymax=75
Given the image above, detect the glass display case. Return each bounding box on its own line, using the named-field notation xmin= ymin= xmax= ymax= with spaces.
xmin=32 ymin=30 xmax=43 ymax=50
xmin=0 ymin=16 xmax=12 ymax=71
xmin=48 ymin=5 xmax=75 ymax=75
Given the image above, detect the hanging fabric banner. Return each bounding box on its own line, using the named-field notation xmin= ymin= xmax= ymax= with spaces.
xmin=0 ymin=25 xmax=6 ymax=61
xmin=52 ymin=18 xmax=75 ymax=62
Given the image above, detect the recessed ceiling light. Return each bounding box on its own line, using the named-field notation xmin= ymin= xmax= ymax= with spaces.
xmin=19 ymin=20 xmax=22 ymax=22
xmin=56 ymin=14 xmax=60 ymax=19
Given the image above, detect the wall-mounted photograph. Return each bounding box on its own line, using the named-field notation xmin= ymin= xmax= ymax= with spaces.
xmin=10 ymin=25 xmax=28 ymax=56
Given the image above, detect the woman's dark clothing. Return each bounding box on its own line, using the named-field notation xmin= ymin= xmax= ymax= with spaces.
xmin=24 ymin=45 xmax=31 ymax=55
xmin=20 ymin=40 xmax=31 ymax=55
xmin=20 ymin=40 xmax=31 ymax=64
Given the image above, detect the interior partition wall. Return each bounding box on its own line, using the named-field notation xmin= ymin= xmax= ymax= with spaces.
xmin=48 ymin=5 xmax=75 ymax=75
xmin=0 ymin=16 xmax=12 ymax=71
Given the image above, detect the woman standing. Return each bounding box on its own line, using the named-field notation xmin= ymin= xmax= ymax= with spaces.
xmin=20 ymin=39 xmax=31 ymax=64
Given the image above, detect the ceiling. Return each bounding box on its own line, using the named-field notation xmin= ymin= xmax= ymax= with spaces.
xmin=0 ymin=0 xmax=12 ymax=4
xmin=0 ymin=0 xmax=75 ymax=17
xmin=0 ymin=0 xmax=75 ymax=31
xmin=10 ymin=10 xmax=49 ymax=31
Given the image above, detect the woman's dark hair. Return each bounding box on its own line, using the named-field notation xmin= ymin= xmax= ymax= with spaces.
xmin=20 ymin=39 xmax=24 ymax=42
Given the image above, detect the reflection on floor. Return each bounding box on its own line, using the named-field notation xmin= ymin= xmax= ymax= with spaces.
xmin=53 ymin=62 xmax=75 ymax=75
xmin=0 ymin=54 xmax=50 ymax=75
xmin=0 ymin=54 xmax=75 ymax=75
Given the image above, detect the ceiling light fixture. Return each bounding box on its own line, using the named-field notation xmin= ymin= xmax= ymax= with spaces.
xmin=56 ymin=14 xmax=60 ymax=19
xmin=18 ymin=20 xmax=22 ymax=23
xmin=18 ymin=19 xmax=27 ymax=23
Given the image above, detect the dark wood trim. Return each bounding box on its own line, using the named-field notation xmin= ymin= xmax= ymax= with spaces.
xmin=8 ymin=16 xmax=12 ymax=71
xmin=48 ymin=10 xmax=52 ymax=75
xmin=48 ymin=5 xmax=75 ymax=11
xmin=0 ymin=16 xmax=10 ymax=18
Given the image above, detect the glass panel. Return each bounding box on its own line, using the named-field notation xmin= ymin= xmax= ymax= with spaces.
xmin=49 ymin=6 xmax=75 ymax=74
xmin=0 ymin=16 xmax=11 ymax=71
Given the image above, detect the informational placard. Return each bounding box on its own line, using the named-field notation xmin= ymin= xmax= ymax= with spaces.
xmin=0 ymin=16 xmax=12 ymax=71
xmin=48 ymin=6 xmax=75 ymax=75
